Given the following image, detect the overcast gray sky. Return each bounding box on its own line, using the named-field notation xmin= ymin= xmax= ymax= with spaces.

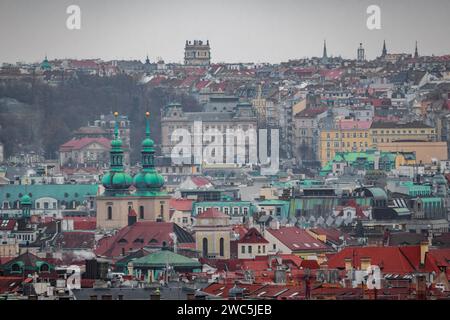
xmin=1 ymin=0 xmax=450 ymax=64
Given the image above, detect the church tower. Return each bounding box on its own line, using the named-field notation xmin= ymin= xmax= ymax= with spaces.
xmin=96 ymin=112 xmax=170 ymax=231
xmin=100 ymin=112 xmax=133 ymax=195
xmin=20 ymin=194 xmax=32 ymax=218
xmin=133 ymin=112 xmax=165 ymax=196
xmin=357 ymin=43 xmax=365 ymax=62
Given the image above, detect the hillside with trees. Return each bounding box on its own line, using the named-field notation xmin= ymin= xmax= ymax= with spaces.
xmin=0 ymin=74 xmax=200 ymax=162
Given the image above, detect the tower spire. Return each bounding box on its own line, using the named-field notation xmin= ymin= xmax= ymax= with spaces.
xmin=133 ymin=112 xmax=164 ymax=192
xmin=110 ymin=111 xmax=124 ymax=172
xmin=101 ymin=111 xmax=132 ymax=192
xmin=322 ymin=40 xmax=328 ymax=64
xmin=113 ymin=111 xmax=119 ymax=140
xmin=382 ymin=40 xmax=387 ymax=57
xmin=145 ymin=111 xmax=151 ymax=139
xmin=414 ymin=41 xmax=419 ymax=59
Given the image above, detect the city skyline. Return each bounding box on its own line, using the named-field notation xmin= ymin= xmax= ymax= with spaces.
xmin=1 ymin=0 xmax=450 ymax=64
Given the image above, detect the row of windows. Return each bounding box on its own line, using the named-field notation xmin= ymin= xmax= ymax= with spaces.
xmin=241 ymin=245 xmax=266 ymax=254
xmin=327 ymin=142 xmax=369 ymax=148
xmin=327 ymin=132 xmax=369 ymax=139
xmin=2 ymin=200 xmax=80 ymax=210
xmin=372 ymin=129 xmax=433 ymax=134
xmin=16 ymin=233 xmax=35 ymax=242
xmin=106 ymin=204 xmax=165 ymax=220
xmin=196 ymin=206 xmax=249 ymax=216
xmin=4 ymin=192 xmax=83 ymax=199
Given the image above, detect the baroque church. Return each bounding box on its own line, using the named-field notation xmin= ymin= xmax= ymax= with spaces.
xmin=96 ymin=112 xmax=170 ymax=230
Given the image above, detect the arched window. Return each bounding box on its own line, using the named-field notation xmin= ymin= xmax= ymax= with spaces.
xmin=107 ymin=206 xmax=112 ymax=220
xmin=202 ymin=238 xmax=208 ymax=257
xmin=219 ymin=238 xmax=225 ymax=257
xmin=40 ymin=263 xmax=49 ymax=273
xmin=11 ymin=263 xmax=21 ymax=273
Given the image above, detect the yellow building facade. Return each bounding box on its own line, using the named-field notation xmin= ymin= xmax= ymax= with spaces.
xmin=193 ymin=208 xmax=231 ymax=260
xmin=370 ymin=121 xmax=436 ymax=147
xmin=319 ymin=120 xmax=372 ymax=166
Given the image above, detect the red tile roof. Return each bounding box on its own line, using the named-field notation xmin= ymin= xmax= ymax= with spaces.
xmin=232 ymin=225 xmax=248 ymax=239
xmin=326 ymin=246 xmax=421 ymax=274
xmin=0 ymin=219 xmax=16 ymax=231
xmin=64 ymin=217 xmax=96 ymax=230
xmin=309 ymin=227 xmax=351 ymax=245
xmin=0 ymin=276 xmax=23 ymax=294
xmin=196 ymin=208 xmax=228 ymax=219
xmin=95 ymin=222 xmax=194 ymax=258
xmin=191 ymin=176 xmax=212 ymax=187
xmin=169 ymin=198 xmax=194 ymax=212
xmin=55 ymin=231 xmax=96 ymax=249
xmin=237 ymin=228 xmax=269 ymax=244
xmin=278 ymin=254 xmax=304 ymax=268
xmin=424 ymin=248 xmax=450 ymax=280
xmin=69 ymin=60 xmax=99 ymax=69
xmin=294 ymin=107 xmax=327 ymax=119
xmin=59 ymin=137 xmax=111 ymax=151
xmin=266 ymin=227 xmax=330 ymax=252
xmin=301 ymin=259 xmax=320 ymax=269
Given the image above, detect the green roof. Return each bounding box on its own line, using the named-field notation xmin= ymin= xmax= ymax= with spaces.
xmin=366 ymin=187 xmax=388 ymax=199
xmin=321 ymin=150 xmax=399 ymax=174
xmin=132 ymin=250 xmax=201 ymax=268
xmin=257 ymin=199 xmax=289 ymax=206
xmin=0 ymin=184 xmax=98 ymax=204
xmin=393 ymin=208 xmax=411 ymax=216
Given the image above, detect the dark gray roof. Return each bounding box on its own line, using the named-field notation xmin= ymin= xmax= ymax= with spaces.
xmin=72 ymin=285 xmax=198 ymax=300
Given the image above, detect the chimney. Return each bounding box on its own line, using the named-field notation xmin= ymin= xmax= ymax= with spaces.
xmin=420 ymin=241 xmax=429 ymax=265
xmin=344 ymin=258 xmax=353 ymax=271
xmin=127 ymin=262 xmax=133 ymax=276
xmin=360 ymin=257 xmax=371 ymax=271
xmin=128 ymin=208 xmax=137 ymax=226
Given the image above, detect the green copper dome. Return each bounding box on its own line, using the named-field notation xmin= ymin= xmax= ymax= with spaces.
xmin=102 ymin=172 xmax=133 ymax=190
xmin=20 ymin=194 xmax=32 ymax=206
xmin=40 ymin=56 xmax=51 ymax=70
xmin=111 ymin=138 xmax=123 ymax=148
xmin=142 ymin=137 xmax=154 ymax=148
xmin=133 ymin=171 xmax=164 ymax=190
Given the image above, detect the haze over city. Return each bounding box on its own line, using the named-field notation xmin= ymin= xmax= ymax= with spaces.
xmin=1 ymin=0 xmax=450 ymax=63
xmin=2 ymin=0 xmax=450 ymax=306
